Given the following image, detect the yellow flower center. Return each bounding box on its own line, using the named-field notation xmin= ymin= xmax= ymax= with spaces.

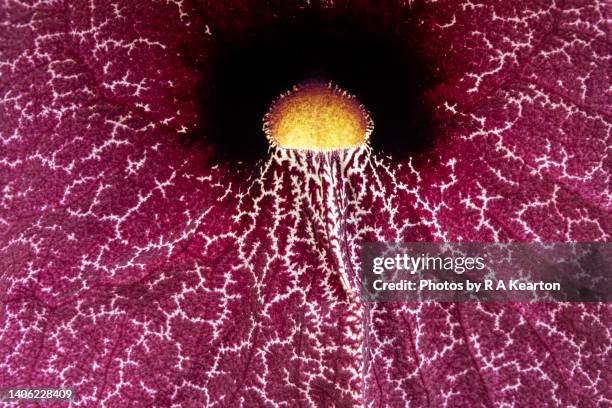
xmin=263 ymin=82 xmax=373 ymax=150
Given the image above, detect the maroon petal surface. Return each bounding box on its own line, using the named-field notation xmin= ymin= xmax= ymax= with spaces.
xmin=1 ymin=1 xmax=610 ymax=407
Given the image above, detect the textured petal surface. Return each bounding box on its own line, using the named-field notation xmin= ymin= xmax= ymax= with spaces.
xmin=0 ymin=1 xmax=610 ymax=407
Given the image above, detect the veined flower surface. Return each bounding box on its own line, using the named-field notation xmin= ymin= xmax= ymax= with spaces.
xmin=0 ymin=1 xmax=610 ymax=406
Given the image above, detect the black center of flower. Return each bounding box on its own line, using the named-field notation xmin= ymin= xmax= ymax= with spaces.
xmin=185 ymin=4 xmax=441 ymax=164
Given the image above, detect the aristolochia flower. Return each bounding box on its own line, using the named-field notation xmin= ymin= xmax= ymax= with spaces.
xmin=0 ymin=1 xmax=609 ymax=407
